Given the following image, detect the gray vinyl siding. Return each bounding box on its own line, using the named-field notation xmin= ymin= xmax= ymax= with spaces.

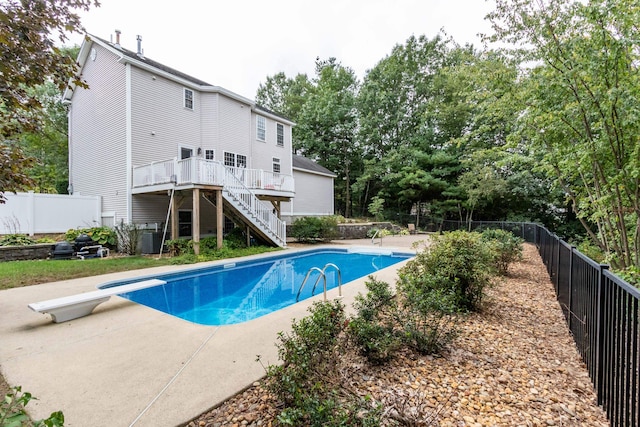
xmin=131 ymin=194 xmax=171 ymax=225
xmin=200 ymin=93 xmax=219 ymax=158
xmin=68 ymin=44 xmax=128 ymax=222
xmin=218 ymin=95 xmax=251 ymax=163
xmin=281 ymin=170 xmax=334 ymax=220
xmin=130 ymin=67 xmax=201 ymax=166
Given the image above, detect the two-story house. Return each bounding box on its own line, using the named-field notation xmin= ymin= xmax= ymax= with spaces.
xmin=63 ymin=33 xmax=335 ymax=251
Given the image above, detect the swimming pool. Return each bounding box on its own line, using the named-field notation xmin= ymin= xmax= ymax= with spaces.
xmin=99 ymin=247 xmax=413 ymax=325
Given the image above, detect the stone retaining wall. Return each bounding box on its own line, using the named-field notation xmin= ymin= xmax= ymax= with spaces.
xmin=0 ymin=244 xmax=52 ymax=262
xmin=285 ymin=222 xmax=398 ymax=241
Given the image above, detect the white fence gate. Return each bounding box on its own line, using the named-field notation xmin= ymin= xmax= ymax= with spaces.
xmin=0 ymin=192 xmax=102 ymax=235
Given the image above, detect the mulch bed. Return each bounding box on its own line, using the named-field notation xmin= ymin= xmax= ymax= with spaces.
xmin=187 ymin=244 xmax=609 ymax=426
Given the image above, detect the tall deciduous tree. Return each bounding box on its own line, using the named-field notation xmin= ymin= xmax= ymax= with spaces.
xmin=0 ymin=0 xmax=98 ymax=203
xmin=355 ymin=35 xmax=476 ymax=219
xmin=255 ymin=72 xmax=312 ymax=125
xmin=296 ymin=58 xmax=360 ymax=217
xmin=489 ymin=0 xmax=640 ymax=269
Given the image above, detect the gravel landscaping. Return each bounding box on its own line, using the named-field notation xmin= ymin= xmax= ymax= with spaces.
xmin=186 ymin=244 xmax=609 ymax=427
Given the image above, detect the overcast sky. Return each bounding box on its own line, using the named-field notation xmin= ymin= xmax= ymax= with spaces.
xmin=71 ymin=0 xmax=496 ymax=99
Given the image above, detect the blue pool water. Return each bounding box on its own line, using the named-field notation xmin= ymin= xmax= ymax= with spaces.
xmin=100 ymin=248 xmax=413 ymax=326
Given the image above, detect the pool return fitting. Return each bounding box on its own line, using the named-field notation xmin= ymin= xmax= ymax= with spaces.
xmin=296 ymin=263 xmax=343 ymax=302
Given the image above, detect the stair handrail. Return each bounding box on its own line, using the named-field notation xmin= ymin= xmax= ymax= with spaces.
xmin=221 ymin=165 xmax=286 ymax=246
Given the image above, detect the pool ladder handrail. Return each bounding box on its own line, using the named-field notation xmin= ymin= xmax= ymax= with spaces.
xmin=372 ymin=229 xmax=382 ymax=246
xmin=296 ymin=263 xmax=342 ymax=302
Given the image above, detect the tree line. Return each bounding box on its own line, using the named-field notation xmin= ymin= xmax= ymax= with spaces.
xmin=256 ymin=0 xmax=640 ymax=275
xmin=2 ymin=0 xmax=639 ymax=275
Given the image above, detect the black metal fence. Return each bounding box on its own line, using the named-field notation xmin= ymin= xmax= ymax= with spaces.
xmin=452 ymin=221 xmax=638 ymax=426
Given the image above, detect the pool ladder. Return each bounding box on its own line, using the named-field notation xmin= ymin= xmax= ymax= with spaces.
xmin=296 ymin=263 xmax=342 ymax=302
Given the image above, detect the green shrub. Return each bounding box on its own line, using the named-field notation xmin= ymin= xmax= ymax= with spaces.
xmin=348 ymin=278 xmax=401 ymax=364
xmin=65 ymin=226 xmax=117 ymax=248
xmin=35 ymin=237 xmax=56 ymax=244
xmin=618 ymin=266 xmax=640 ymax=286
xmin=1 ymin=386 xmax=64 ymax=427
xmin=291 ymin=216 xmax=338 ymax=243
xmin=366 ymin=228 xmax=391 ymax=239
xmin=576 ymin=238 xmax=605 ymax=263
xmin=165 ymin=238 xmax=193 ymax=256
xmin=264 ymin=300 xmax=381 ymax=426
xmin=222 ymin=227 xmax=248 ymax=249
xmin=480 ymin=228 xmax=524 ymax=275
xmin=398 ymin=285 xmax=458 ymax=354
xmin=0 ymin=234 xmax=36 ymax=247
xmin=400 ymin=230 xmax=494 ymax=312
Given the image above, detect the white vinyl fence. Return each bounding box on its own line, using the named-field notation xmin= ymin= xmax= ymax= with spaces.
xmin=0 ymin=192 xmax=102 ymax=235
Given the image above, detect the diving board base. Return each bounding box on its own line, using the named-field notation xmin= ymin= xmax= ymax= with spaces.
xmin=28 ymin=279 xmax=166 ymax=323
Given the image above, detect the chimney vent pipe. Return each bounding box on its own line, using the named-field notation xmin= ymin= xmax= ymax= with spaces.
xmin=115 ymin=29 xmax=121 ymax=47
xmin=136 ymin=35 xmax=143 ymax=57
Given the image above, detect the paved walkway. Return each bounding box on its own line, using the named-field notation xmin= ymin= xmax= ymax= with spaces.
xmin=0 ymin=236 xmax=427 ymax=427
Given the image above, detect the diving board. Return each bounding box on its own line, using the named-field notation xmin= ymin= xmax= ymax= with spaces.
xmin=28 ymin=279 xmax=166 ymax=323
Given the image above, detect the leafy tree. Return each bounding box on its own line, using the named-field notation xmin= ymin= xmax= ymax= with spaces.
xmin=296 ymin=58 xmax=361 ymax=217
xmin=488 ymin=0 xmax=640 ymax=269
xmin=355 ymin=35 xmax=481 ymax=220
xmin=0 ymin=145 xmax=36 ymax=203
xmin=0 ymin=0 xmax=98 ymax=202
xmin=458 ymin=156 xmax=508 ymax=225
xmin=255 ymin=72 xmax=312 ymax=124
xmin=18 ymin=80 xmax=72 ymax=194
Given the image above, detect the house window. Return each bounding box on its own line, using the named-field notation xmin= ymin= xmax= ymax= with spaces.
xmin=184 ymin=88 xmax=194 ymax=110
xmin=272 ymin=157 xmax=281 ymax=174
xmin=205 ymin=149 xmax=215 ymax=160
xmin=224 ymin=152 xmax=235 ymax=167
xmin=178 ymin=210 xmax=192 ymax=237
xmin=256 ymin=116 xmax=266 ymax=141
xmin=180 ymin=146 xmax=193 ymax=160
xmin=276 ymin=123 xmax=284 ymax=147
xmin=224 ymin=152 xmax=247 ymax=168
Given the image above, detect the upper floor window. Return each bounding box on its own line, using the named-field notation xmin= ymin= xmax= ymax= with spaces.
xmin=272 ymin=157 xmax=281 ymax=174
xmin=205 ymin=149 xmax=215 ymax=160
xmin=276 ymin=123 xmax=284 ymax=147
xmin=256 ymin=116 xmax=266 ymax=142
xmin=184 ymin=88 xmax=194 ymax=110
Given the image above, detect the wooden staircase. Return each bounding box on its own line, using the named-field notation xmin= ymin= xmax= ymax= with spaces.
xmin=220 ymin=168 xmax=287 ymax=247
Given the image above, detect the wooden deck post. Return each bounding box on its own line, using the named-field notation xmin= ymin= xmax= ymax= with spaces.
xmin=171 ymin=191 xmax=178 ymax=241
xmin=193 ymin=188 xmax=200 ymax=255
xmin=216 ymin=189 xmax=223 ymax=249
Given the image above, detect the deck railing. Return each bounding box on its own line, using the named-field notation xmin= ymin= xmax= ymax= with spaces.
xmin=439 ymin=220 xmax=639 ymax=427
xmin=221 ymin=167 xmax=286 ymax=246
xmin=132 ymin=158 xmax=294 ymax=192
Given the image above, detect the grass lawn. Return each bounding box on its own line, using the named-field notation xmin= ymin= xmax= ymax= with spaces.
xmin=0 ymin=246 xmax=280 ymax=290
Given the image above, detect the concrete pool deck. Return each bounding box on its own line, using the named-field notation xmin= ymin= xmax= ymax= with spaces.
xmin=0 ymin=235 xmax=429 ymax=427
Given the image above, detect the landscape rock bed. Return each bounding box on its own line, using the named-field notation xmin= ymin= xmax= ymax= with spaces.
xmin=187 ymin=244 xmax=608 ymax=426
